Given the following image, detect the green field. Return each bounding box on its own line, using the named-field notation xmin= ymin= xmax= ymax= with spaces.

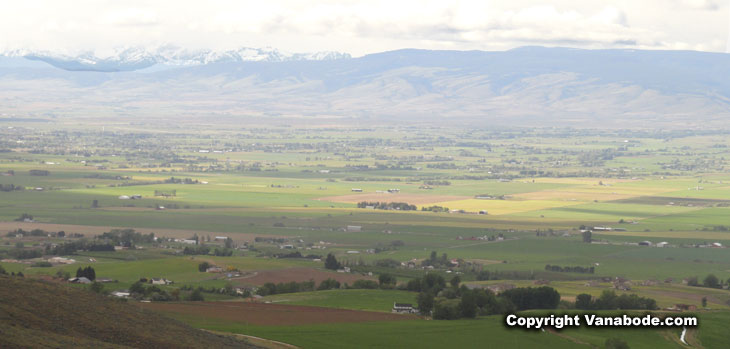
xmin=2 ymin=124 xmax=730 ymax=348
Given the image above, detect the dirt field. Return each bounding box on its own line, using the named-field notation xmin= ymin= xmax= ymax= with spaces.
xmin=0 ymin=221 xmax=275 ymax=242
xmin=232 ymin=267 xmax=375 ymax=286
xmin=318 ymin=193 xmax=469 ymax=205
xmin=139 ymin=302 xmax=415 ymax=326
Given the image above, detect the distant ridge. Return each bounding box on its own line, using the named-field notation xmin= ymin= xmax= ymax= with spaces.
xmin=1 ymin=45 xmax=730 ymax=128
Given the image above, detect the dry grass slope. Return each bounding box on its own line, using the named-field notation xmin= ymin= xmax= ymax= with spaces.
xmin=0 ymin=275 xmax=258 ymax=348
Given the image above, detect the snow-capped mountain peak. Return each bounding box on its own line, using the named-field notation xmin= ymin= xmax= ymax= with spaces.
xmin=2 ymin=45 xmax=351 ymax=72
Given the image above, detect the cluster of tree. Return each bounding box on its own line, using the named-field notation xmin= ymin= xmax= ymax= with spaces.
xmin=6 ymin=228 xmax=49 ymax=237
xmin=317 ymin=278 xmax=341 ymax=290
xmin=257 ymin=280 xmax=316 ymax=296
xmin=163 ymin=177 xmax=199 ymax=184
xmin=180 ymin=285 xmax=237 ymax=301
xmin=76 ymin=266 xmax=96 ymax=281
xmin=356 ymin=201 xmax=417 ymax=211
xmin=275 ymin=251 xmax=303 ymax=259
xmin=575 ymin=290 xmax=657 ymax=310
xmin=375 ymin=258 xmax=401 ymax=268
xmin=8 ymin=248 xmax=43 ymax=260
xmin=46 ymin=241 xmax=114 ymax=255
xmin=423 ymin=180 xmax=451 ymax=186
xmin=409 ymin=273 xmax=543 ymax=320
xmin=129 ymin=281 xmax=178 ymax=301
xmin=686 ymin=274 xmax=729 ymax=289
xmin=98 ymin=229 xmax=154 ymax=248
xmin=544 ymin=264 xmax=595 ymax=274
xmin=197 ymin=262 xmax=212 ymax=272
xmin=421 ymin=251 xmax=455 ymax=268
xmin=182 ymin=245 xmax=210 ymax=255
xmin=582 ymin=230 xmax=592 ymax=243
xmin=324 ymin=253 xmax=342 ymax=270
xmin=29 ymin=169 xmax=50 ymax=176
xmin=404 ymin=273 xmax=447 ymax=293
xmin=255 ymin=237 xmax=289 ymax=243
xmin=351 ymin=279 xmax=380 ymax=289
xmin=499 ymin=287 xmax=561 ymax=311
xmin=213 ymin=248 xmax=233 ymax=256
xmin=0 ymin=184 xmax=23 ymax=192
xmin=421 ymin=205 xmax=450 ymax=212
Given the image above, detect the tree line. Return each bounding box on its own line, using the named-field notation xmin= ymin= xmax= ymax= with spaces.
xmin=356 ymin=201 xmax=417 ymax=210
xmin=544 ymin=264 xmax=595 ymax=274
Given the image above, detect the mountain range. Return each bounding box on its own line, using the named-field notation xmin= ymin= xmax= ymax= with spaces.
xmin=1 ymin=46 xmax=352 ymax=72
xmin=1 ymin=46 xmax=729 ymax=128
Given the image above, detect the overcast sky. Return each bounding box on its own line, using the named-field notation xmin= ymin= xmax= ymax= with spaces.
xmin=1 ymin=0 xmax=729 ymax=56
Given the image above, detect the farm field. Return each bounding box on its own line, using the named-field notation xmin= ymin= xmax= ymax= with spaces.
xmin=1 ymin=124 xmax=730 ymax=348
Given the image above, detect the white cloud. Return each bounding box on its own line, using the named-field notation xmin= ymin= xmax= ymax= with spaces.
xmin=0 ymin=1 xmax=727 ymax=55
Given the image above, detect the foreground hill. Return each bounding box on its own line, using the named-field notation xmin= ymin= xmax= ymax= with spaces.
xmin=0 ymin=275 xmax=256 ymax=348
xmin=2 ymin=46 xmax=730 ymax=128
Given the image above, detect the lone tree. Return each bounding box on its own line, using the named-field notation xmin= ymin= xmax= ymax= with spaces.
xmin=701 ymin=297 xmax=707 ymax=308
xmin=575 ymin=293 xmax=593 ymax=310
xmin=703 ymin=274 xmax=720 ymax=288
xmin=417 ymin=292 xmax=435 ymax=315
xmin=582 ymin=230 xmax=592 ymax=243
xmin=324 ymin=253 xmax=341 ymax=270
xmin=198 ymin=262 xmax=210 ymax=272
xmin=378 ymin=273 xmax=397 ymax=288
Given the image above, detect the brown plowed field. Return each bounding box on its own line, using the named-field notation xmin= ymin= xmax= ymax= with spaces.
xmin=140 ymin=302 xmax=415 ymax=326
xmin=233 ymin=267 xmax=375 ymax=286
xmin=318 ymin=193 xmax=469 ymax=205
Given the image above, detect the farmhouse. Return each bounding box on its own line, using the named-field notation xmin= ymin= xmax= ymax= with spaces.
xmin=111 ymin=291 xmax=130 ymax=298
xmin=351 ymin=188 xmax=363 ymax=192
xmin=346 ymin=225 xmax=362 ymax=232
xmin=150 ymin=278 xmax=173 ymax=285
xmin=638 ymin=241 xmax=652 ymax=246
xmin=392 ymin=303 xmax=418 ymax=314
xmin=656 ymin=242 xmax=669 ymax=248
xmin=214 ymin=236 xmax=229 ymax=241
xmin=68 ymin=277 xmax=91 ymax=284
xmin=206 ymin=266 xmax=224 ymax=273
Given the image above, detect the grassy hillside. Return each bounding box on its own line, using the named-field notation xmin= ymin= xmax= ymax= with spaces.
xmin=0 ymin=275 xmax=257 ymax=348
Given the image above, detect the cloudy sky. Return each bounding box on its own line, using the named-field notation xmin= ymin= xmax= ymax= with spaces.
xmin=1 ymin=0 xmax=729 ymax=56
